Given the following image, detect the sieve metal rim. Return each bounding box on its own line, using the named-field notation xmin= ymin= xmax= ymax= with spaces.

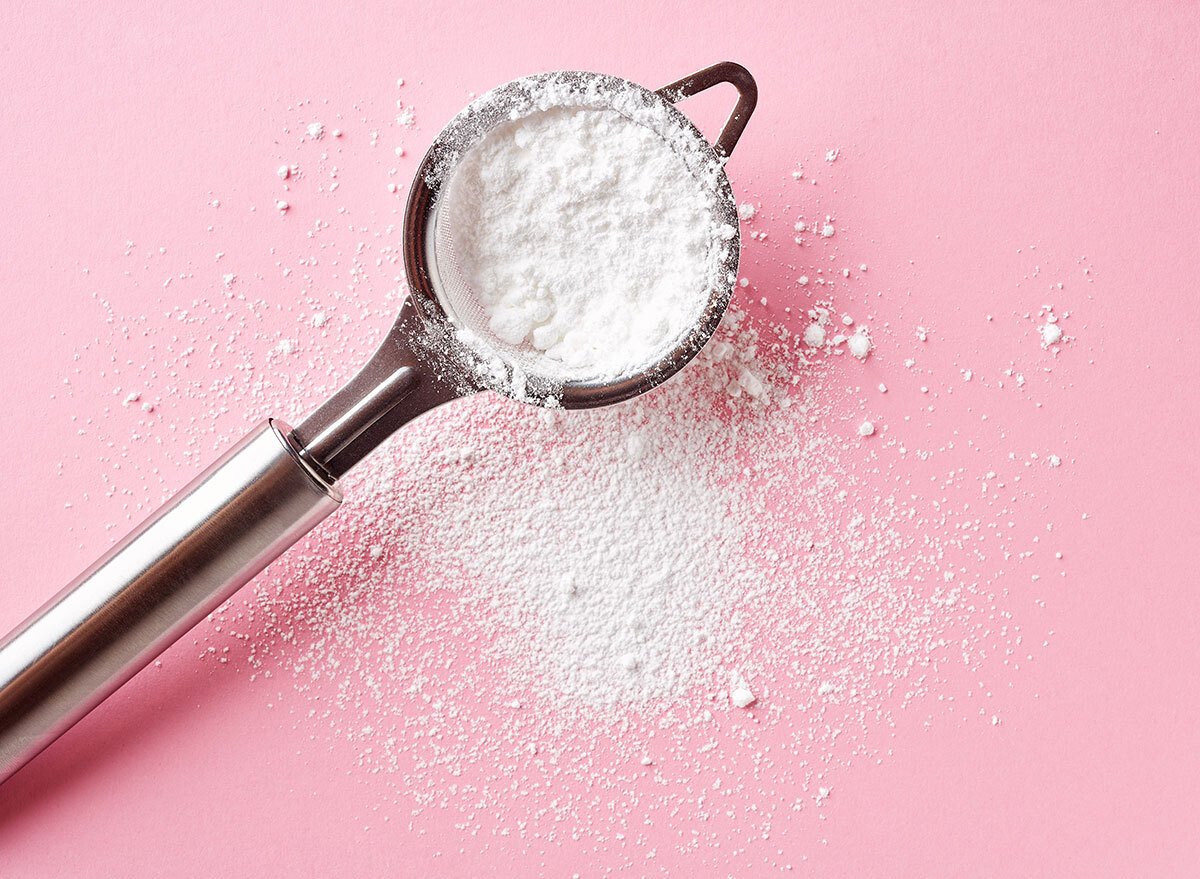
xmin=401 ymin=63 xmax=758 ymax=410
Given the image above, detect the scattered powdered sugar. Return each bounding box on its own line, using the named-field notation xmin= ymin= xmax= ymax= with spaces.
xmin=225 ymin=306 xmax=819 ymax=714
xmin=441 ymin=105 xmax=719 ymax=380
xmin=56 ymin=87 xmax=1081 ymax=867
xmin=379 ymin=376 xmax=761 ymax=708
xmin=205 ymin=296 xmax=1054 ymax=842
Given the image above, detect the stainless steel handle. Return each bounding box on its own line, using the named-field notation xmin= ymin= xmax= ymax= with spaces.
xmin=0 ymin=419 xmax=341 ymax=784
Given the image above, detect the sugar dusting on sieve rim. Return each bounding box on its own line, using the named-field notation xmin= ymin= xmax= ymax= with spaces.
xmin=405 ymin=71 xmax=741 ymax=410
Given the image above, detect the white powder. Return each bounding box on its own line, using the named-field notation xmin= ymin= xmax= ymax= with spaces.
xmin=339 ymin=313 xmax=779 ymax=709
xmin=441 ymin=105 xmax=726 ymax=381
xmin=847 ymin=328 xmax=871 ymax=359
xmin=1041 ymin=322 xmax=1063 ymax=346
xmin=731 ymin=686 xmax=756 ymax=708
xmin=216 ymin=296 xmax=1039 ymax=730
xmin=66 ymin=85 xmax=1077 ymax=862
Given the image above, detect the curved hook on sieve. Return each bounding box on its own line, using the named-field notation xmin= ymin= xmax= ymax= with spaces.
xmin=657 ymin=61 xmax=758 ymax=158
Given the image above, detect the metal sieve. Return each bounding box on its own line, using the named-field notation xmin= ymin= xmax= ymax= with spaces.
xmin=0 ymin=62 xmax=757 ymax=784
xmin=410 ymin=67 xmax=752 ymax=409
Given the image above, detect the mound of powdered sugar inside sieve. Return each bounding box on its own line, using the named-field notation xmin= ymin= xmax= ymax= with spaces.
xmin=438 ymin=104 xmax=731 ymax=381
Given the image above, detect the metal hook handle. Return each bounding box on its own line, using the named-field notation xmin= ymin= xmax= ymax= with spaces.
xmin=657 ymin=61 xmax=758 ymax=158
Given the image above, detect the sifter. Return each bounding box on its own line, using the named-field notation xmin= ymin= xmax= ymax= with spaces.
xmin=0 ymin=61 xmax=757 ymax=784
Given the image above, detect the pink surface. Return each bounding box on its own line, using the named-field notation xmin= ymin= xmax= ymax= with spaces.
xmin=2 ymin=2 xmax=1199 ymax=876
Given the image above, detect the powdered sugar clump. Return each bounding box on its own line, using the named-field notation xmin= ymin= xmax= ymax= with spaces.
xmin=803 ymin=322 xmax=826 ymax=347
xmin=731 ymin=686 xmax=756 ymax=707
xmin=847 ymin=328 xmax=871 ymax=359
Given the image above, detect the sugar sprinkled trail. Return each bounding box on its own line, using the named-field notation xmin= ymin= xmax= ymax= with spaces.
xmin=57 ymin=85 xmax=1079 ymax=868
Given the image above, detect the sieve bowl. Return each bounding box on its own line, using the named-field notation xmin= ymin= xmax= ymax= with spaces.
xmin=403 ymin=62 xmax=758 ymax=409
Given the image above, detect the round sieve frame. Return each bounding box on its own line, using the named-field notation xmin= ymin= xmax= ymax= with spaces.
xmin=402 ymin=62 xmax=758 ymax=410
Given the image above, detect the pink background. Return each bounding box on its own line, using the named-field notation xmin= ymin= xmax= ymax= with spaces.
xmin=2 ymin=1 xmax=1199 ymax=876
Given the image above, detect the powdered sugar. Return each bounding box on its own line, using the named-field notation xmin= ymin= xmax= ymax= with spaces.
xmin=441 ymin=106 xmax=719 ymax=380
xmin=400 ymin=402 xmax=751 ymax=706
xmin=55 ymin=86 xmax=1080 ymax=866
xmin=847 ymin=327 xmax=871 ymax=359
xmin=731 ymin=686 xmax=756 ymax=708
